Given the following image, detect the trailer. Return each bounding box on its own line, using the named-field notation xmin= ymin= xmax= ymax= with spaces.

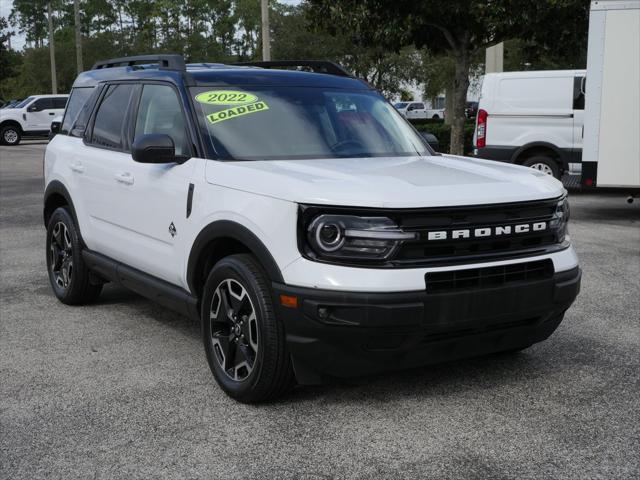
xmin=582 ymin=0 xmax=640 ymax=196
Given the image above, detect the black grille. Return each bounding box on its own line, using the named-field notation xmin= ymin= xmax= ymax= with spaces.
xmin=394 ymin=198 xmax=563 ymax=265
xmin=426 ymin=259 xmax=554 ymax=293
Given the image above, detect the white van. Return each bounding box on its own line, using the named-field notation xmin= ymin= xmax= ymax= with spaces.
xmin=473 ymin=70 xmax=586 ymax=178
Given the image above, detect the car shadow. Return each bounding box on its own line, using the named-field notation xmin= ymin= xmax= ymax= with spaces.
xmin=93 ymin=284 xmax=574 ymax=405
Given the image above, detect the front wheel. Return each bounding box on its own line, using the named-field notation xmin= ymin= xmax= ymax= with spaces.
xmin=1 ymin=125 xmax=21 ymax=146
xmin=201 ymin=254 xmax=294 ymax=403
xmin=521 ymin=156 xmax=561 ymax=179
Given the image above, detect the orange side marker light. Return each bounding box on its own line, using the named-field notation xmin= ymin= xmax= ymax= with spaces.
xmin=280 ymin=294 xmax=298 ymax=308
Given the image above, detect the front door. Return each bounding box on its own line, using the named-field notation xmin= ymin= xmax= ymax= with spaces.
xmin=405 ymin=102 xmax=426 ymax=120
xmin=25 ymin=98 xmax=56 ymax=130
xmin=115 ymin=83 xmax=196 ymax=286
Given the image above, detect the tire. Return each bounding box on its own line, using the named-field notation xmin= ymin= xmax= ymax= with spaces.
xmin=1 ymin=125 xmax=22 ymax=146
xmin=201 ymin=254 xmax=295 ymax=403
xmin=46 ymin=207 xmax=102 ymax=305
xmin=432 ymin=114 xmax=440 ymax=120
xmin=521 ymin=155 xmax=561 ymax=179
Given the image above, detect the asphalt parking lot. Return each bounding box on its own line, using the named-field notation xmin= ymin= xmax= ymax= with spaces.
xmin=1 ymin=142 xmax=639 ymax=480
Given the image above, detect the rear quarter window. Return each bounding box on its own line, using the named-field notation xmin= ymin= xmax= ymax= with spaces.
xmin=61 ymin=88 xmax=94 ymax=135
xmin=90 ymin=84 xmax=135 ymax=150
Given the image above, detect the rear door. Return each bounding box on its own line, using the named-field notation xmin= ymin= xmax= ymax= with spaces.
xmin=75 ymin=83 xmax=139 ymax=261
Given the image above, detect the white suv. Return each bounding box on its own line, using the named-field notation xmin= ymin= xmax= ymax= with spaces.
xmin=0 ymin=94 xmax=68 ymax=145
xmin=44 ymin=56 xmax=581 ymax=403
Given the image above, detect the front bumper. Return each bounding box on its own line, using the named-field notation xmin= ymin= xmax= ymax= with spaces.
xmin=273 ymin=266 xmax=581 ymax=384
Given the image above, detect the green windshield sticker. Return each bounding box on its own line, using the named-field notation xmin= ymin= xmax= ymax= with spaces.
xmin=206 ymin=101 xmax=269 ymax=124
xmin=195 ymin=90 xmax=258 ymax=106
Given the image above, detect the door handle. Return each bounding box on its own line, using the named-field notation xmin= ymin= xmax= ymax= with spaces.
xmin=69 ymin=162 xmax=84 ymax=173
xmin=49 ymin=112 xmax=55 ymax=115
xmin=114 ymin=172 xmax=134 ymax=185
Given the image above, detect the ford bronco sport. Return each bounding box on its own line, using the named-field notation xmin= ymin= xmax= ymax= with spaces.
xmin=44 ymin=55 xmax=581 ymax=403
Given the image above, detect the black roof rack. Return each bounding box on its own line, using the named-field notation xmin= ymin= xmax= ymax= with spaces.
xmin=91 ymin=54 xmax=186 ymax=71
xmin=234 ymin=60 xmax=352 ymax=77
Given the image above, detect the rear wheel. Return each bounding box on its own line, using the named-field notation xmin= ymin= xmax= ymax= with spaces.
xmin=521 ymin=155 xmax=561 ymax=179
xmin=1 ymin=125 xmax=21 ymax=146
xmin=201 ymin=254 xmax=294 ymax=403
xmin=46 ymin=207 xmax=102 ymax=304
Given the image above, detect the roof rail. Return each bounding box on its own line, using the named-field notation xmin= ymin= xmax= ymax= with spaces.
xmin=91 ymin=54 xmax=186 ymax=71
xmin=234 ymin=60 xmax=352 ymax=77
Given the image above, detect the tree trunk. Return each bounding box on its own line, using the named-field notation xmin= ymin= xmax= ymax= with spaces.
xmin=261 ymin=0 xmax=271 ymax=61
xmin=74 ymin=0 xmax=83 ymax=74
xmin=444 ymin=85 xmax=454 ymax=126
xmin=449 ymin=49 xmax=470 ymax=155
xmin=47 ymin=2 xmax=57 ymax=94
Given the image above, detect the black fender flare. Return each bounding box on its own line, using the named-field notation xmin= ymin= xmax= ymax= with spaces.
xmin=0 ymin=119 xmax=23 ymax=132
xmin=186 ymin=220 xmax=284 ymax=294
xmin=43 ymin=180 xmax=79 ymax=228
xmin=510 ymin=142 xmax=567 ymax=169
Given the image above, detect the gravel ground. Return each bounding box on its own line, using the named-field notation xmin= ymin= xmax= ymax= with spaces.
xmin=1 ymin=142 xmax=639 ymax=480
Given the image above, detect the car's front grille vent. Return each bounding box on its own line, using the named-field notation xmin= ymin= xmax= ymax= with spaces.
xmin=392 ymin=198 xmax=562 ymax=265
xmin=419 ymin=316 xmax=540 ymax=344
xmin=426 ymin=259 xmax=554 ymax=293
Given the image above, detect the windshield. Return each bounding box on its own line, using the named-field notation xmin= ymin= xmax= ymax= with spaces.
xmin=15 ymin=97 xmax=35 ymax=108
xmin=394 ymin=102 xmax=408 ymax=109
xmin=191 ymin=87 xmax=429 ymax=160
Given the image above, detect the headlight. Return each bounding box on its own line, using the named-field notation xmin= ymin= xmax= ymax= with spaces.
xmin=306 ymin=214 xmax=416 ymax=261
xmin=551 ymin=197 xmax=570 ymax=242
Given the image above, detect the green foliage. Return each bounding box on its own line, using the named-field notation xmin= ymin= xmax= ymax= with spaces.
xmin=272 ymin=3 xmax=427 ymax=97
xmin=412 ymin=120 xmax=476 ymax=155
xmin=1 ymin=0 xmax=591 ymax=107
xmin=307 ymin=0 xmax=590 ymax=154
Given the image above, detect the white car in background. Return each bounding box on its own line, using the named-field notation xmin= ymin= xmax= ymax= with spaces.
xmin=394 ymin=101 xmax=445 ymax=120
xmin=0 ymin=94 xmax=69 ymax=145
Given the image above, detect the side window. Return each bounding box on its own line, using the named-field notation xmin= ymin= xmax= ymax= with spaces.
xmin=29 ymin=98 xmax=52 ymax=112
xmin=61 ymin=88 xmax=94 ymax=135
xmin=573 ymin=76 xmax=585 ymax=110
xmin=134 ymin=84 xmax=191 ymax=157
xmin=91 ymin=84 xmax=135 ymax=150
xmin=52 ymin=97 xmax=68 ymax=109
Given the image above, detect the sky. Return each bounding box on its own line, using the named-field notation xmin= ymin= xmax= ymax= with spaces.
xmin=1 ymin=0 xmax=301 ymax=52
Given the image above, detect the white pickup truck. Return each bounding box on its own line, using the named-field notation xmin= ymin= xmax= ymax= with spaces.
xmin=394 ymin=101 xmax=445 ymax=120
xmin=0 ymin=94 xmax=68 ymax=145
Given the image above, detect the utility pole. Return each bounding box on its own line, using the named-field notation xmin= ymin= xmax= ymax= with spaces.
xmin=261 ymin=0 xmax=270 ymax=61
xmin=74 ymin=0 xmax=83 ymax=73
xmin=47 ymin=2 xmax=57 ymax=94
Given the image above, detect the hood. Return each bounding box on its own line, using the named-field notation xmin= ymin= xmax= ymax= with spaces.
xmin=205 ymin=155 xmax=565 ymax=208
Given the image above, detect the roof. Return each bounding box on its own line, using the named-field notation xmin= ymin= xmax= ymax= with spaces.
xmin=483 ymin=69 xmax=587 ymax=79
xmin=72 ymin=63 xmax=371 ymax=90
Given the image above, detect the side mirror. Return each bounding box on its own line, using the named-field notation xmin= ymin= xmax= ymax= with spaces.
xmin=132 ymin=134 xmax=176 ymax=164
xmin=420 ymin=131 xmax=439 ymax=152
xmin=49 ymin=120 xmax=61 ymax=140
xmin=27 ymin=104 xmax=40 ymax=112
